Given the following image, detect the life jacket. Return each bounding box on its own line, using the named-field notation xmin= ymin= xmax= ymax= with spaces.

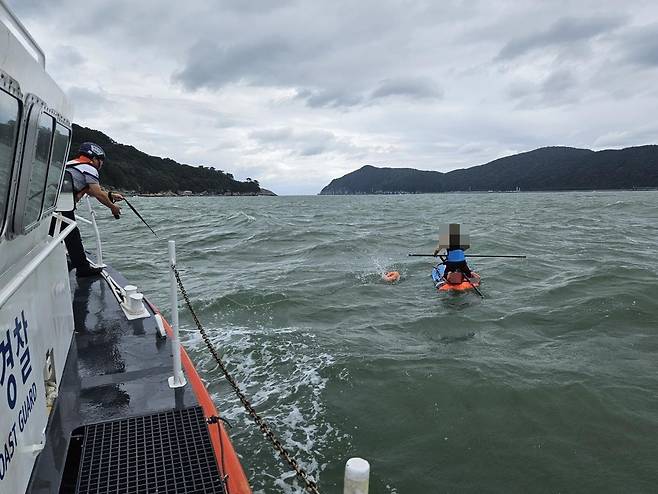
xmin=446 ymin=248 xmax=466 ymax=262
xmin=65 ymin=156 xmax=100 ymax=201
xmin=66 ymin=156 xmax=100 ymax=186
xmin=445 ymin=271 xmax=463 ymax=284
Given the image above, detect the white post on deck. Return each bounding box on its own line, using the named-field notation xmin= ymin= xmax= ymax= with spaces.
xmin=168 ymin=240 xmax=187 ymax=388
xmin=85 ymin=195 xmax=104 ymax=267
xmin=344 ymin=457 xmax=370 ymax=494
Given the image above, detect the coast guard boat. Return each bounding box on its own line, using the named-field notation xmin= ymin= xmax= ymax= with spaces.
xmin=0 ymin=2 xmax=250 ymax=492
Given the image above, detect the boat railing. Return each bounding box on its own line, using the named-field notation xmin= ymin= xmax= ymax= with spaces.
xmin=77 ymin=201 xmax=186 ymax=389
xmin=0 ymin=212 xmax=76 ymax=308
xmin=167 ymin=240 xmax=187 ymax=388
xmin=75 ymin=195 xmax=105 ymax=267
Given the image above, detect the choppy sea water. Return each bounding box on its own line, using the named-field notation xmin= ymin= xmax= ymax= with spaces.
xmin=85 ymin=191 xmax=658 ymax=493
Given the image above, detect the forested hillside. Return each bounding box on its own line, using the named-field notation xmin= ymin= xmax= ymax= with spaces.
xmin=71 ymin=125 xmax=261 ymax=194
xmin=320 ymin=146 xmax=658 ymax=194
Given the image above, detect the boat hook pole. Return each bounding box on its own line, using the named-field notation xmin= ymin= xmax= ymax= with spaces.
xmin=409 ymin=253 xmax=526 ymax=258
xmin=110 ymin=192 xmax=159 ymax=237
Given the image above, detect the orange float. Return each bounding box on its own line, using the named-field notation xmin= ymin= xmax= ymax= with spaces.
xmin=432 ymin=265 xmax=481 ymax=292
xmin=437 ymin=272 xmax=480 ymax=291
xmin=383 ymin=271 xmax=400 ymax=282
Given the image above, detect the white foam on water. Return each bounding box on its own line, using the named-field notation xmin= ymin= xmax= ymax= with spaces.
xmin=186 ymin=324 xmax=348 ymax=492
xmin=353 ymin=255 xmax=406 ymax=284
xmin=222 ymin=210 xmax=257 ymax=224
xmin=239 ymin=211 xmax=256 ymax=221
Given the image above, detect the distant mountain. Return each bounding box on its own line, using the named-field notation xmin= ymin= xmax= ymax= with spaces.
xmin=319 ymin=146 xmax=658 ymax=194
xmin=71 ymin=124 xmax=266 ymax=195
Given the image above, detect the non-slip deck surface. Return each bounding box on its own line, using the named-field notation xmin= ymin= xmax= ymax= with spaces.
xmin=76 ymin=406 xmax=226 ymax=494
xmin=28 ymin=264 xmax=201 ymax=493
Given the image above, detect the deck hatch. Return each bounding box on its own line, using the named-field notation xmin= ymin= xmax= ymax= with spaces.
xmin=75 ymin=406 xmax=226 ymax=493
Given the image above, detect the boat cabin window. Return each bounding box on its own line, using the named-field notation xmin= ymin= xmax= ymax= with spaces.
xmin=22 ymin=110 xmax=54 ymax=228
xmin=42 ymin=123 xmax=70 ymax=215
xmin=0 ymin=89 xmax=20 ymax=235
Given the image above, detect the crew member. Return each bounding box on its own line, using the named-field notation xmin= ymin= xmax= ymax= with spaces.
xmin=56 ymin=142 xmax=123 ymax=277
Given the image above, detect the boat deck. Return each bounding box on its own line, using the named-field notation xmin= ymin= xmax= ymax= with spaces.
xmin=27 ymin=264 xmax=225 ymax=493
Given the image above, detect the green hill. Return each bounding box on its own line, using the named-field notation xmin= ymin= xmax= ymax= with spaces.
xmin=70 ymin=124 xmax=262 ymax=195
xmin=320 ymin=146 xmax=658 ymax=194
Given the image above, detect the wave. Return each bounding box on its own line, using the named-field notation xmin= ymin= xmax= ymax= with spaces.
xmin=185 ymin=325 xmax=347 ymax=493
xmin=89 ymin=192 xmax=658 ymax=493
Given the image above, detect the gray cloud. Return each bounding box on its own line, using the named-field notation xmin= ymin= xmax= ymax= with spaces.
xmin=249 ymin=127 xmax=293 ymax=142
xmin=249 ymin=127 xmax=359 ymax=157
xmin=53 ymin=45 xmax=85 ymax=67
xmin=8 ymin=0 xmax=56 ymax=18
xmin=173 ymin=37 xmax=301 ymax=90
xmin=506 ymin=68 xmax=580 ymax=108
xmin=371 ymin=77 xmax=443 ymax=100
xmin=216 ymin=0 xmax=295 ymax=14
xmin=540 ymin=69 xmax=577 ymax=96
xmin=66 ymin=87 xmax=113 ymax=115
xmin=619 ymin=23 xmax=658 ymax=66
xmin=497 ymin=16 xmax=625 ymax=60
xmin=296 ymin=88 xmax=364 ymax=109
xmin=299 ymin=144 xmax=327 ymax=156
xmin=168 ymin=1 xmax=443 ymax=101
xmin=593 ymin=122 xmax=658 ymax=148
xmin=294 ymin=77 xmax=441 ymax=109
xmin=8 ymin=0 xmax=658 ymax=194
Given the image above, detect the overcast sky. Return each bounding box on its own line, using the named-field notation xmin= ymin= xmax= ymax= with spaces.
xmin=9 ymin=0 xmax=658 ymax=194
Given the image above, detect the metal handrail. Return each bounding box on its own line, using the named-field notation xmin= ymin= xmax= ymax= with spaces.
xmin=168 ymin=240 xmax=186 ymax=388
xmin=75 ymin=216 xmax=93 ymax=225
xmin=0 ymin=0 xmax=46 ymax=68
xmin=62 ymin=196 xmax=104 ymax=267
xmin=83 ymin=196 xmax=104 ymax=266
xmin=0 ymin=213 xmax=75 ymax=308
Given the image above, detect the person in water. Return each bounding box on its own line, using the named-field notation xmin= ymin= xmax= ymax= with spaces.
xmin=434 ymin=246 xmax=473 ymax=278
xmin=433 ymin=223 xmax=478 ymax=283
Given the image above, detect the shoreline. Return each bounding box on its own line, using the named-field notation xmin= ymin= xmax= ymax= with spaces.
xmin=118 ymin=189 xmax=277 ymax=197
xmin=318 ymin=187 xmax=658 ymax=195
